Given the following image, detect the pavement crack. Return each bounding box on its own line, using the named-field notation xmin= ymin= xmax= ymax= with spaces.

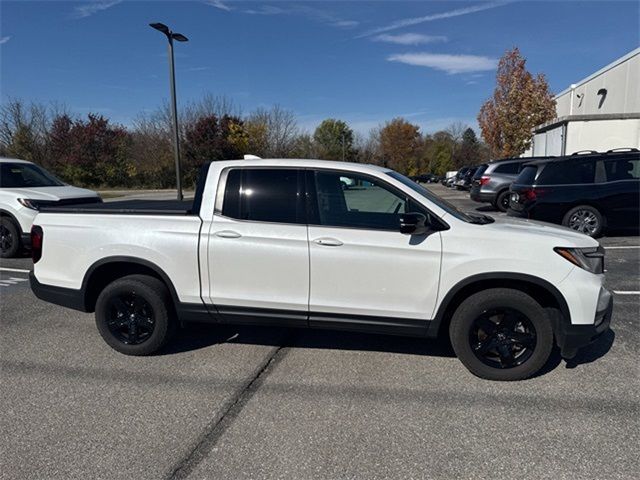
xmin=166 ymin=340 xmax=290 ymax=480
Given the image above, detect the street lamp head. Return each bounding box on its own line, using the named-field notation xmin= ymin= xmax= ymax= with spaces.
xmin=171 ymin=33 xmax=189 ymax=42
xmin=149 ymin=22 xmax=170 ymax=35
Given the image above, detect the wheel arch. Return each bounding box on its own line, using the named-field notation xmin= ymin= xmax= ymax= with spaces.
xmin=81 ymin=256 xmax=180 ymax=313
xmin=428 ymin=272 xmax=571 ymax=338
xmin=0 ymin=209 xmax=23 ymax=234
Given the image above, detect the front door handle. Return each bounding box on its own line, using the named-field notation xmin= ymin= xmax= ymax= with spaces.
xmin=313 ymin=237 xmax=343 ymax=247
xmin=215 ymin=230 xmax=242 ymax=239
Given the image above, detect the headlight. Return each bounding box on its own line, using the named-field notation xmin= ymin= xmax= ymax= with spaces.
xmin=17 ymin=198 xmax=40 ymax=210
xmin=554 ymin=246 xmax=604 ymax=274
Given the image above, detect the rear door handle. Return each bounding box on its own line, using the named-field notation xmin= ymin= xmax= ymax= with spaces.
xmin=215 ymin=230 xmax=242 ymax=239
xmin=313 ymin=237 xmax=343 ymax=247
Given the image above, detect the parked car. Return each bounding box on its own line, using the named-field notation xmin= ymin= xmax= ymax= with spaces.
xmin=455 ymin=166 xmax=478 ymax=191
xmin=450 ymin=167 xmax=469 ymax=188
xmin=508 ymin=149 xmax=640 ymax=237
xmin=30 ymin=158 xmax=612 ymax=381
xmin=0 ymin=158 xmax=101 ymax=258
xmin=442 ymin=170 xmax=457 ymax=186
xmin=470 ymin=157 xmax=548 ymax=212
xmin=411 ymin=173 xmax=438 ymax=184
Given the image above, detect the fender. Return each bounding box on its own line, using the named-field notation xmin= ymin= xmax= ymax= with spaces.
xmin=0 ymin=208 xmax=23 ymax=234
xmin=81 ymin=256 xmax=215 ymax=322
xmin=427 ymin=272 xmax=571 ymax=337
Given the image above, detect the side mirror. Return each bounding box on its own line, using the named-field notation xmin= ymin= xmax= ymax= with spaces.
xmin=399 ymin=212 xmax=429 ymax=235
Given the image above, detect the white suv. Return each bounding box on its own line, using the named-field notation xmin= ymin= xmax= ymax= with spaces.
xmin=0 ymin=158 xmax=100 ymax=257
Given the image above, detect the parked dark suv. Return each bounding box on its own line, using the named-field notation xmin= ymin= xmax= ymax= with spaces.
xmin=508 ymin=149 xmax=640 ymax=237
xmin=470 ymin=157 xmax=549 ymax=212
xmin=454 ymin=166 xmax=478 ymax=191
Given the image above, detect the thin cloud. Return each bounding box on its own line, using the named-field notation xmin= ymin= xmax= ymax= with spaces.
xmin=72 ymin=0 xmax=122 ymax=19
xmin=242 ymin=4 xmax=358 ymax=28
xmin=0 ymin=36 xmax=10 ymax=45
xmin=205 ymin=0 xmax=232 ymax=11
xmin=373 ymin=33 xmax=448 ymax=46
xmin=359 ymin=1 xmax=508 ymax=37
xmin=388 ymin=52 xmax=497 ymax=74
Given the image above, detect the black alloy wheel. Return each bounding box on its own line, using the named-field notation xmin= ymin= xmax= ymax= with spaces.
xmin=106 ymin=292 xmax=156 ymax=345
xmin=0 ymin=219 xmax=20 ymax=258
xmin=95 ymin=274 xmax=175 ymax=355
xmin=469 ymin=308 xmax=537 ymax=369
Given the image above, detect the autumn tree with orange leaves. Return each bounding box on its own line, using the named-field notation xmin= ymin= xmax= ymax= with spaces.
xmin=478 ymin=48 xmax=556 ymax=157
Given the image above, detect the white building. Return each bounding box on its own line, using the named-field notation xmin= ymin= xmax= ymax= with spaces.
xmin=527 ymin=47 xmax=640 ymax=157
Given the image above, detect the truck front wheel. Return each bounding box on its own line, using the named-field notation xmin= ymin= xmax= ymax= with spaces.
xmin=449 ymin=288 xmax=553 ymax=381
xmin=95 ymin=274 xmax=176 ymax=355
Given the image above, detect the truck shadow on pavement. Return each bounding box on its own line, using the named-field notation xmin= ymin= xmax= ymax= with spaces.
xmin=163 ymin=322 xmax=456 ymax=359
xmin=163 ymin=322 xmax=616 ymax=375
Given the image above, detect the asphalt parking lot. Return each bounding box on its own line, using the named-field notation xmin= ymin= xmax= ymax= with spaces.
xmin=1 ymin=184 xmax=639 ymax=480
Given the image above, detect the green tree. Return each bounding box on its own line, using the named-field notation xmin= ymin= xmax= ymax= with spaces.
xmin=313 ymin=119 xmax=354 ymax=161
xmin=453 ymin=127 xmax=481 ymax=167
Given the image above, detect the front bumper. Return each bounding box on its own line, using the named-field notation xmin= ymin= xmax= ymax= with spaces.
xmin=554 ymin=287 xmax=613 ymax=359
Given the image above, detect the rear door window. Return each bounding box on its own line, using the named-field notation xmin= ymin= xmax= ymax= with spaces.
xmin=537 ymin=160 xmax=596 ymax=185
xmin=493 ymin=162 xmax=523 ymax=174
xmin=604 ymin=156 xmax=640 ymax=181
xmin=221 ymin=168 xmax=305 ymax=224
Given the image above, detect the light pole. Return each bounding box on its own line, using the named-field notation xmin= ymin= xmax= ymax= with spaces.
xmin=149 ymin=22 xmax=188 ymax=201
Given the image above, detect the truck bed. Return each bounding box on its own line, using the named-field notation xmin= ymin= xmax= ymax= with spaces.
xmin=41 ymin=199 xmax=195 ymax=215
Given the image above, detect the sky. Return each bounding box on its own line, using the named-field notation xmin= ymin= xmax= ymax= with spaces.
xmin=1 ymin=0 xmax=639 ymax=134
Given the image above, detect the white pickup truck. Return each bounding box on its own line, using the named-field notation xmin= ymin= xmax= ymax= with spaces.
xmin=30 ymin=159 xmax=612 ymax=380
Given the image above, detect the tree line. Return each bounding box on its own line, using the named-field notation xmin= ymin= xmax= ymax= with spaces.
xmin=0 ymin=97 xmax=489 ymax=189
xmin=0 ymin=47 xmax=554 ymax=189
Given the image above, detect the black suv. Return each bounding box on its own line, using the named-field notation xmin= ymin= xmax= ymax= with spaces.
xmin=455 ymin=166 xmax=478 ymax=191
xmin=508 ymin=149 xmax=640 ymax=237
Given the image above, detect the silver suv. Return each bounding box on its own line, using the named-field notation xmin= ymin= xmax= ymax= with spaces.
xmin=470 ymin=157 xmax=550 ymax=212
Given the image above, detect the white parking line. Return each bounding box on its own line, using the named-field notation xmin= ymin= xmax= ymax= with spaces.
xmin=0 ymin=277 xmax=29 ymax=287
xmin=0 ymin=267 xmax=31 ymax=273
xmin=604 ymin=246 xmax=640 ymax=250
xmin=613 ymin=291 xmax=640 ymax=295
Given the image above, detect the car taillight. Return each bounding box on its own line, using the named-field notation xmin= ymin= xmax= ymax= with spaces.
xmin=479 ymin=176 xmax=490 ymax=186
xmin=521 ymin=188 xmax=549 ymax=202
xmin=31 ymin=225 xmax=43 ymax=263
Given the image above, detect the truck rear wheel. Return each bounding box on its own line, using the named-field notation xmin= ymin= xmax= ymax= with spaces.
xmin=95 ymin=274 xmax=176 ymax=355
xmin=449 ymin=288 xmax=553 ymax=381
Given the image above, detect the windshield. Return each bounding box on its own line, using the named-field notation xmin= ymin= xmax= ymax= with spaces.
xmin=386 ymin=170 xmax=480 ymax=223
xmin=0 ymin=162 xmax=64 ymax=188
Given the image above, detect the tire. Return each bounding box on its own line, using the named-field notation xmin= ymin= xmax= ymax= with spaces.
xmin=95 ymin=274 xmax=176 ymax=355
xmin=0 ymin=218 xmax=20 ymax=258
xmin=495 ymin=190 xmax=511 ymax=213
xmin=449 ymin=288 xmax=554 ymax=381
xmin=562 ymin=205 xmax=604 ymax=237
